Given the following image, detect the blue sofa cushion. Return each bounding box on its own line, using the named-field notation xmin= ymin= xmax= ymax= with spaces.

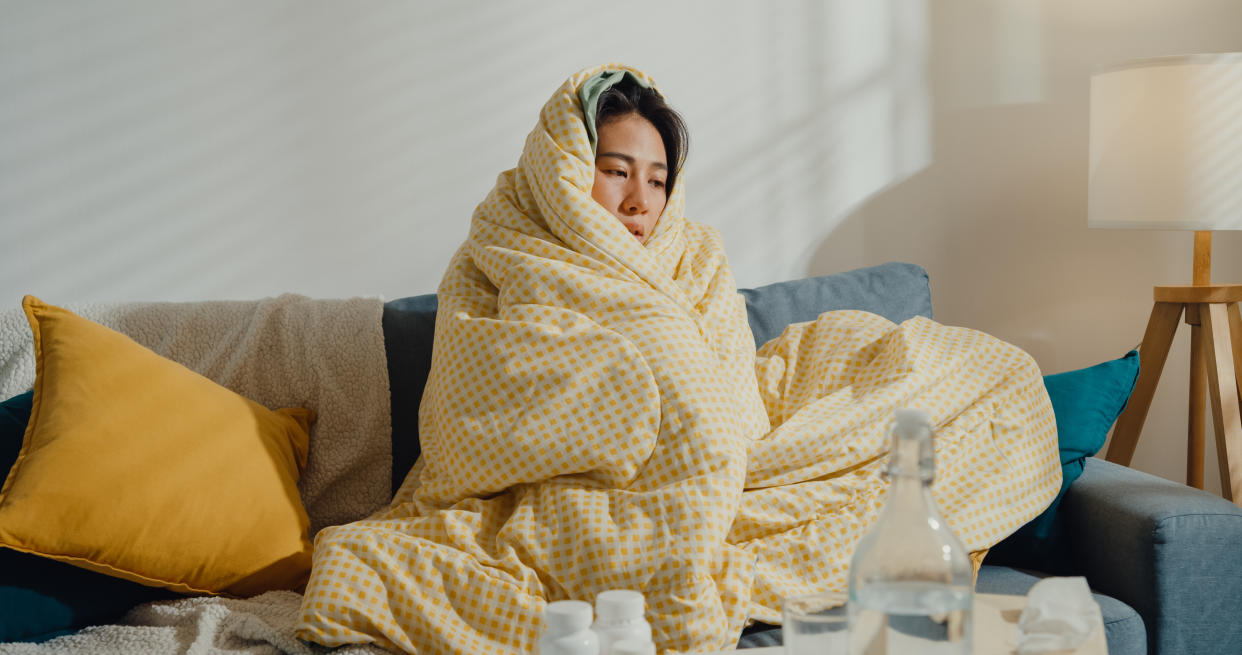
xmin=0 ymin=391 xmax=30 ymax=479
xmin=0 ymin=391 xmax=177 ymax=643
xmin=383 ymin=293 xmax=439 ymax=496
xmin=739 ymin=261 xmax=933 ymax=347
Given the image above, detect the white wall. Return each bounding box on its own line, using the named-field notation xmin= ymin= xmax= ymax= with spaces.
xmin=3 ymin=0 xmax=1242 ymax=494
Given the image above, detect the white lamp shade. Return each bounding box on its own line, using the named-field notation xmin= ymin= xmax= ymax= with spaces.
xmin=1089 ymin=53 xmax=1242 ymax=230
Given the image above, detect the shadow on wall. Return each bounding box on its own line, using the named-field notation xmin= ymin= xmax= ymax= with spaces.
xmin=800 ymin=0 xmax=1167 ymax=372
xmin=714 ymin=0 xmax=1050 ymax=288
xmin=793 ymin=0 xmax=1048 ymax=284
xmin=692 ymin=0 xmax=932 ymax=288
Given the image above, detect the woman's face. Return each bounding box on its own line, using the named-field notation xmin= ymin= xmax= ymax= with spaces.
xmin=590 ymin=113 xmax=668 ymax=244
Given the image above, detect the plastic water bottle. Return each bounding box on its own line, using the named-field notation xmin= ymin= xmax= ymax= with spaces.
xmin=847 ymin=408 xmax=973 ymax=655
xmin=539 ymin=600 xmax=599 ymax=655
xmin=591 ymin=590 xmax=652 ymax=655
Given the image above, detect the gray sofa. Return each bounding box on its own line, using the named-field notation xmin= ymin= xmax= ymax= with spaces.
xmin=384 ymin=261 xmax=1242 ymax=655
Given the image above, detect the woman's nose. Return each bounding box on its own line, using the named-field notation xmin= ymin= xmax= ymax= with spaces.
xmin=623 ymin=181 xmax=649 ymax=214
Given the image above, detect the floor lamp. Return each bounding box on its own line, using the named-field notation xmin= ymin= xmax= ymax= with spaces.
xmin=1089 ymin=53 xmax=1242 ymax=506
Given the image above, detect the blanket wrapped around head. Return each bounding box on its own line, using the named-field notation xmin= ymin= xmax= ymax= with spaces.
xmin=297 ymin=63 xmax=1061 ymax=654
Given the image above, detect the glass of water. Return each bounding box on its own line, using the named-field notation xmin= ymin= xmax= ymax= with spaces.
xmin=782 ymin=591 xmax=849 ymax=655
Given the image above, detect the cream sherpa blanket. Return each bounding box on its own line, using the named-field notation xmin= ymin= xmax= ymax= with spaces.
xmin=296 ymin=64 xmax=1062 ymax=654
xmin=0 ymin=294 xmax=392 ymax=653
xmin=0 ymin=592 xmax=386 ymax=655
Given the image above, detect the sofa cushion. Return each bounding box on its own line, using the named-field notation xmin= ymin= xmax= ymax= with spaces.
xmin=383 ymin=293 xmax=439 ymax=495
xmin=0 ymin=297 xmax=315 ymax=598
xmin=739 ymin=261 xmax=933 ymax=347
xmin=0 ymin=391 xmax=30 ymax=481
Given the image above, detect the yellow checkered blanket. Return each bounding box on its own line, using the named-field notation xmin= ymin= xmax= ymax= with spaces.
xmin=296 ymin=64 xmax=1060 ymax=654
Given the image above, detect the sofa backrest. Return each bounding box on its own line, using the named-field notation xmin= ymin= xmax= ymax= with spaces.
xmin=382 ymin=261 xmax=931 ymax=495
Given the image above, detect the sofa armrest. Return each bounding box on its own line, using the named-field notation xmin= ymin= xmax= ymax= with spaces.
xmin=1061 ymin=457 xmax=1242 ymax=655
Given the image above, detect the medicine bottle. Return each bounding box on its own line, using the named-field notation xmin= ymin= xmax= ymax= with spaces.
xmin=590 ymin=590 xmax=652 ymax=655
xmin=539 ymin=600 xmax=599 ymax=655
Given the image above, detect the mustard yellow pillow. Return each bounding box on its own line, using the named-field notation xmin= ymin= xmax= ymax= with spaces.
xmin=0 ymin=296 xmax=315 ymax=597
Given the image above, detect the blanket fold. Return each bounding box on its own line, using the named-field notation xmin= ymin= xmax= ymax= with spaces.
xmin=296 ymin=63 xmax=1060 ymax=654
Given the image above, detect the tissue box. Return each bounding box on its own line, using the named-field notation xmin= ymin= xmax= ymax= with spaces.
xmin=979 ymin=592 xmax=1107 ymax=655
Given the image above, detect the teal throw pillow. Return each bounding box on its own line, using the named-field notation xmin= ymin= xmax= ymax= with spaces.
xmin=1036 ymin=348 xmax=1141 ymax=535
xmin=0 ymin=390 xmax=178 ymax=644
xmin=991 ymin=349 xmax=1140 ymax=571
xmin=0 ymin=391 xmax=32 ymax=482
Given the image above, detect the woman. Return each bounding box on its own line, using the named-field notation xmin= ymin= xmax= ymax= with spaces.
xmin=297 ymin=64 xmax=1060 ymax=654
xmin=584 ymin=74 xmax=685 ymax=244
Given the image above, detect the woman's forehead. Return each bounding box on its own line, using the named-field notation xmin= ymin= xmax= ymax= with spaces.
xmin=595 ymin=115 xmax=666 ymax=165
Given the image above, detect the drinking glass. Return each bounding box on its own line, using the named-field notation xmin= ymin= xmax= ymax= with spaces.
xmin=782 ymin=591 xmax=849 ymax=654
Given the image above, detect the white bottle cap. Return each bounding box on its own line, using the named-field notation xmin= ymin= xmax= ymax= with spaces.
xmin=595 ymin=589 xmax=645 ymax=620
xmin=611 ymin=638 xmax=655 ymax=655
xmin=544 ymin=600 xmax=594 ymax=636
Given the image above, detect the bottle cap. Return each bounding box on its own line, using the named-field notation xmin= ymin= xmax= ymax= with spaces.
xmin=544 ymin=600 xmax=593 ymax=635
xmin=888 ymin=408 xmax=936 ymax=481
xmin=611 ymin=637 xmax=656 ymax=655
xmin=595 ymin=589 xmax=645 ymax=620
xmin=893 ymin=408 xmax=932 ymax=439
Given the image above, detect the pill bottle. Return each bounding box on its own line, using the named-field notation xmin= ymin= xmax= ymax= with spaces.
xmin=539 ymin=600 xmax=599 ymax=655
xmin=591 ymin=590 xmax=652 ymax=655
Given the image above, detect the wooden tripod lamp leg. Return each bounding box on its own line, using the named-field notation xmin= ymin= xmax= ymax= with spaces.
xmin=1188 ymin=307 xmax=1207 ymax=488
xmin=1201 ymin=302 xmax=1242 ymax=505
xmin=1229 ymin=303 xmax=1242 ymax=403
xmin=1106 ymin=302 xmax=1185 ymax=465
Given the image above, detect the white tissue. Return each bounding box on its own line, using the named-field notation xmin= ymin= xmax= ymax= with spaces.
xmin=1016 ymin=577 xmax=1103 ymax=654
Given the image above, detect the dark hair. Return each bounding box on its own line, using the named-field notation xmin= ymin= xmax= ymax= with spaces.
xmin=595 ymin=78 xmax=689 ymax=197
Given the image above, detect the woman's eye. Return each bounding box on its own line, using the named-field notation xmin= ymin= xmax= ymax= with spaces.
xmin=605 ymin=169 xmax=626 ymax=178
xmin=651 ymin=179 xmax=665 ymax=189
